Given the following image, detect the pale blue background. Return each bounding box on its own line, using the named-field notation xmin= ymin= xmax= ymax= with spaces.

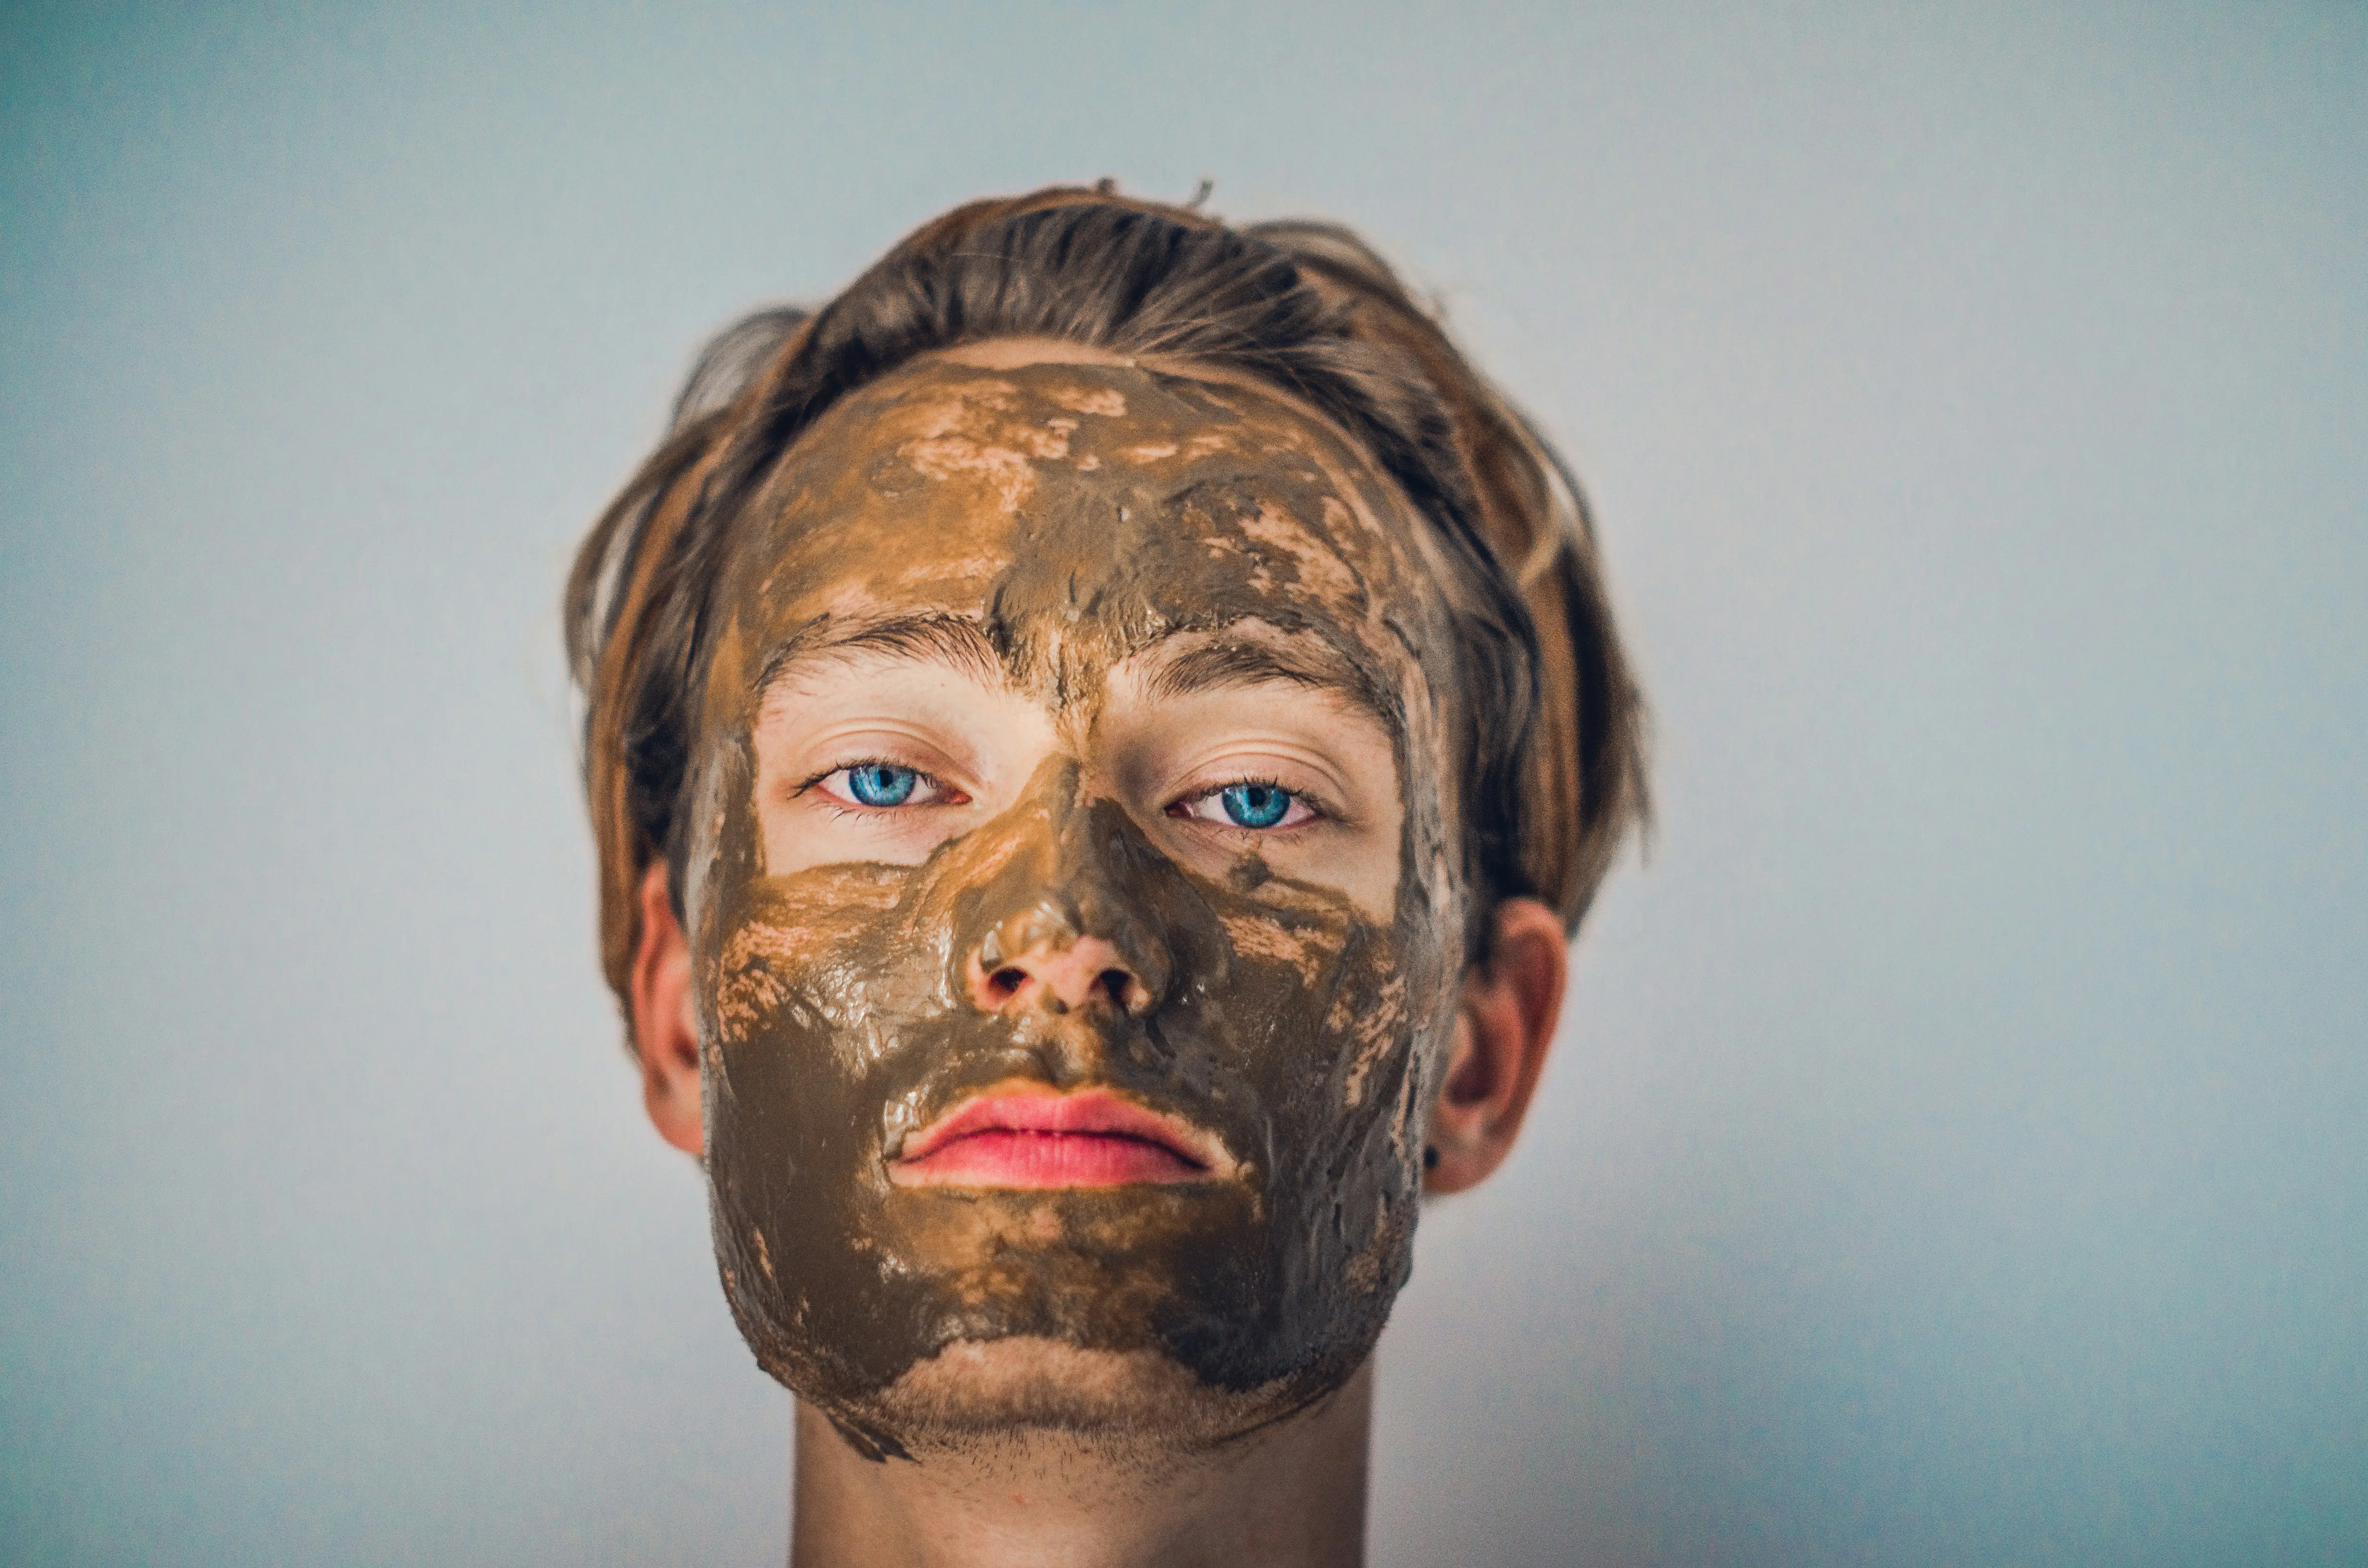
xmin=4 ymin=3 xmax=2362 ymax=1563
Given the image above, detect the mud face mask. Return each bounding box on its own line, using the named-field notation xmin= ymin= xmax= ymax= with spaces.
xmin=679 ymin=351 xmax=1475 ymax=1455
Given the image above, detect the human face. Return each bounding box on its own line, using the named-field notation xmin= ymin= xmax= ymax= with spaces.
xmin=681 ymin=343 xmax=1472 ymax=1456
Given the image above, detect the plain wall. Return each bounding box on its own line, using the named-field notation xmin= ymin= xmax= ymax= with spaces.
xmin=3 ymin=3 xmax=2362 ymax=1563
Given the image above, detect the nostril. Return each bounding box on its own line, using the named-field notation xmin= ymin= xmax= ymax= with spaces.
xmin=987 ymin=967 xmax=1028 ymax=1000
xmin=1097 ymin=968 xmax=1135 ymax=1009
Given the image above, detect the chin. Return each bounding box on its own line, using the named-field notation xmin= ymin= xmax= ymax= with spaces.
xmin=832 ymin=1336 xmax=1342 ymax=1467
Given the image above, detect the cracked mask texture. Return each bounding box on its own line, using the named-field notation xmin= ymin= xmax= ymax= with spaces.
xmin=683 ymin=356 xmax=1472 ymax=1448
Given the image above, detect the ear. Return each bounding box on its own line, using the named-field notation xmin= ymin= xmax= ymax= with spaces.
xmin=629 ymin=860 xmax=703 ymax=1158
xmin=1423 ymin=897 xmax=1568 ymax=1195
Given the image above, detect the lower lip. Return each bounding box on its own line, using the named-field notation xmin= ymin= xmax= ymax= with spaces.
xmin=893 ymin=1130 xmax=1209 ymax=1188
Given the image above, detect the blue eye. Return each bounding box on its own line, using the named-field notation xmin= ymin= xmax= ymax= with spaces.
xmin=845 ymin=763 xmax=919 ymax=808
xmin=1219 ymin=782 xmax=1292 ymax=829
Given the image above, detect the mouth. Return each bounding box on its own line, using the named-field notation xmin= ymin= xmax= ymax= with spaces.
xmin=888 ymin=1084 xmax=1233 ymax=1189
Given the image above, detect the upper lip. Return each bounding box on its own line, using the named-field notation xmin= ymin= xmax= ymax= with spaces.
xmin=892 ymin=1085 xmax=1235 ymax=1176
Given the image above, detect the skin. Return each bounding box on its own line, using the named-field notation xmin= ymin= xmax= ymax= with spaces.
xmin=627 ymin=340 xmax=1572 ymax=1566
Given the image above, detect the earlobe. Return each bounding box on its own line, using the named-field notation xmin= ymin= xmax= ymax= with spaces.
xmin=1423 ymin=898 xmax=1568 ymax=1196
xmin=629 ymin=861 xmax=704 ymax=1158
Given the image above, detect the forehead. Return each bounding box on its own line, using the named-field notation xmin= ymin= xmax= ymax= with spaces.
xmin=714 ymin=355 xmax=1453 ymax=710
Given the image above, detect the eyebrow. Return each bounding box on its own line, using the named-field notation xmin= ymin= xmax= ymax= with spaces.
xmin=755 ymin=613 xmax=1004 ymax=695
xmin=755 ymin=613 xmax=1401 ymax=734
xmin=1142 ymin=637 xmax=1399 ymax=732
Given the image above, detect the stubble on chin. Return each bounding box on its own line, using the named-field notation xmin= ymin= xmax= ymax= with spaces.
xmin=829 ymin=1335 xmax=1344 ymax=1477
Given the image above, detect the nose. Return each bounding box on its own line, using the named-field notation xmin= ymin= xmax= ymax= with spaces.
xmin=968 ymin=931 xmax=1152 ymax=1017
xmin=944 ymin=760 xmax=1178 ymax=1021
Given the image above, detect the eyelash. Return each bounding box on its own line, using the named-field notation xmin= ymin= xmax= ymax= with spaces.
xmin=797 ymin=760 xmax=969 ymax=815
xmin=1166 ymin=777 xmax=1324 ymax=833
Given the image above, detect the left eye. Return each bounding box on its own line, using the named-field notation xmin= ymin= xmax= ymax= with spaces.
xmin=1172 ymin=781 xmax=1316 ymax=831
xmin=817 ymin=763 xmax=954 ymax=810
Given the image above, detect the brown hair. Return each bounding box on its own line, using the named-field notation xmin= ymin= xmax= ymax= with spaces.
xmin=565 ymin=185 xmax=1648 ymax=1016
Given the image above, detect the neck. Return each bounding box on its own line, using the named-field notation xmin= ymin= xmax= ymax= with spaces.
xmin=788 ymin=1360 xmax=1374 ymax=1568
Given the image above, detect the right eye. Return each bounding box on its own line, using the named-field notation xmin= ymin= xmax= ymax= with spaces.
xmin=810 ymin=762 xmax=965 ymax=811
xmin=1168 ymin=778 xmax=1320 ymax=832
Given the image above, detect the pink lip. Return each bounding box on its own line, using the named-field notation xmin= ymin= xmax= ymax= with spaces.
xmin=890 ymin=1088 xmax=1231 ymax=1189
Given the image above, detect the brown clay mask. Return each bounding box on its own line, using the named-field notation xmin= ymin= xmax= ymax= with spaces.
xmin=683 ymin=350 xmax=1472 ymax=1455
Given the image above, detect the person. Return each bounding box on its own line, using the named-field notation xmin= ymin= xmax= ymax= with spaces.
xmin=563 ymin=184 xmax=1648 ymax=1568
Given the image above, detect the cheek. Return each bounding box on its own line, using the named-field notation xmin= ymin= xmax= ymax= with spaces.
xmin=1214 ymin=893 xmax=1433 ymax=1157
xmin=703 ymin=865 xmax=945 ymax=1092
xmin=1331 ymin=967 xmax=1415 ymax=1114
xmin=1286 ymin=879 xmax=1462 ymax=1158
xmin=1210 ymin=902 xmax=1453 ymax=1336
xmin=689 ymin=735 xmax=940 ymax=1063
